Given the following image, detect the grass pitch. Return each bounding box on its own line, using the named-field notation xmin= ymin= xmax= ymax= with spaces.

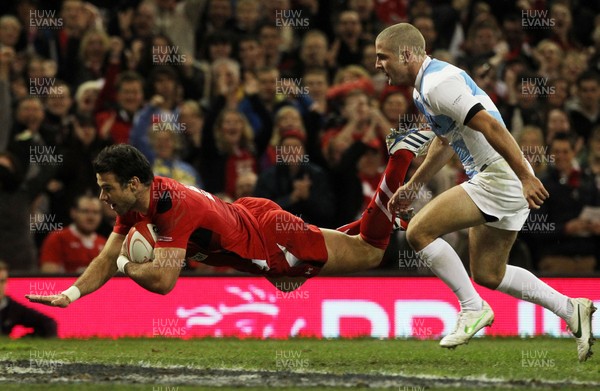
xmin=1 ymin=336 xmax=599 ymax=390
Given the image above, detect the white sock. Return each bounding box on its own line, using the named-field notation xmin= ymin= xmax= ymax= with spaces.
xmin=418 ymin=238 xmax=482 ymax=311
xmin=496 ymin=265 xmax=572 ymax=320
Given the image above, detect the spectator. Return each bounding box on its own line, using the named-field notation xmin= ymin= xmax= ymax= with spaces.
xmin=42 ymin=80 xmax=74 ymax=147
xmin=237 ymin=35 xmax=266 ymax=73
xmin=48 ymin=113 xmax=110 ymax=226
xmin=503 ymin=71 xmax=546 ymax=136
xmin=39 ymin=195 xmax=106 ymax=274
xmin=545 ymin=108 xmax=582 ymax=153
xmin=238 ymin=67 xmax=279 ymax=140
xmin=74 ymin=80 xmax=102 ymax=117
xmin=258 ymin=24 xmax=287 ymax=68
xmin=0 ymin=15 xmax=22 ymax=53
xmin=528 ymin=133 xmax=600 ymax=273
xmin=532 ymin=39 xmax=563 ymax=80
xmin=130 ymin=96 xmax=202 ymax=187
xmin=412 ymin=15 xmax=438 ymax=53
xmin=254 ymin=130 xmax=334 ymax=227
xmin=201 ymin=109 xmax=257 ymax=198
xmin=546 ymin=77 xmax=570 ymax=111
xmin=0 ymin=261 xmax=57 ymax=337
xmin=179 ymin=100 xmax=205 ymax=172
xmin=95 ymin=71 xmax=145 ymax=144
xmin=234 ymin=0 xmax=262 ymax=36
xmin=567 ymin=71 xmax=600 ymax=143
xmin=235 ymin=170 xmax=257 ymax=200
xmin=286 ymin=30 xmax=332 ymax=79
xmin=332 ymin=10 xmax=369 ymax=68
xmin=348 ymin=0 xmax=384 ymax=42
xmin=322 ymin=89 xmax=389 ymax=166
xmin=549 ymin=1 xmax=580 ymax=51
xmin=153 ymin=0 xmax=205 ymax=57
xmin=561 ymin=50 xmax=590 ymax=95
xmin=516 ymin=126 xmax=550 ymax=178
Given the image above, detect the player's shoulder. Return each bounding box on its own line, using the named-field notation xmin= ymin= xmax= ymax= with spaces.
xmin=421 ymin=59 xmax=466 ymax=96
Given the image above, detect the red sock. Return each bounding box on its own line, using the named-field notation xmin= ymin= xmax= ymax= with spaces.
xmin=358 ymin=150 xmax=413 ymax=249
xmin=337 ymin=219 xmax=361 ymax=235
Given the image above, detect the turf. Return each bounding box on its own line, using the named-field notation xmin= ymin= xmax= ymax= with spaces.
xmin=1 ymin=336 xmax=599 ymax=390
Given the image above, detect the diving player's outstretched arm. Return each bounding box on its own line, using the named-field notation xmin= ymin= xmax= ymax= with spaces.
xmin=122 ymin=247 xmax=185 ymax=295
xmin=26 ymin=232 xmax=125 ymax=307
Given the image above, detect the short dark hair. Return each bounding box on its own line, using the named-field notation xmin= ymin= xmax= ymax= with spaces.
xmin=93 ymin=145 xmax=154 ymax=186
xmin=550 ymin=132 xmax=575 ymax=149
xmin=576 ymin=71 xmax=600 ymax=87
xmin=116 ymin=71 xmax=144 ymax=92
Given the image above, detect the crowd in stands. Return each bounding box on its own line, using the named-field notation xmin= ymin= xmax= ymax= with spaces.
xmin=0 ymin=0 xmax=599 ymax=275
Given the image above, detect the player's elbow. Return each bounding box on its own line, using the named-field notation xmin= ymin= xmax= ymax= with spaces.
xmin=146 ymin=276 xmax=176 ymax=295
xmin=155 ymin=280 xmax=176 ymax=295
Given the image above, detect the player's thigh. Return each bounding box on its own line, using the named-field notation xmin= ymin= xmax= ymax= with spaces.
xmin=319 ymin=229 xmax=384 ymax=275
xmin=407 ymin=185 xmax=486 ymax=249
xmin=468 ymin=224 xmax=517 ymax=281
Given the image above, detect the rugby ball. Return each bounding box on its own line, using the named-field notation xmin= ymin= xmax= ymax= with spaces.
xmin=125 ymin=222 xmax=158 ymax=263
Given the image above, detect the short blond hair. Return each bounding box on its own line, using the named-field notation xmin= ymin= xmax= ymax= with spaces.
xmin=376 ymin=23 xmax=426 ymax=58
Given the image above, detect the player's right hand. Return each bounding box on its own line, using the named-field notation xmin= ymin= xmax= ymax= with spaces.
xmin=521 ymin=175 xmax=549 ymax=209
xmin=388 ymin=183 xmax=418 ymax=215
xmin=25 ymin=294 xmax=71 ymax=308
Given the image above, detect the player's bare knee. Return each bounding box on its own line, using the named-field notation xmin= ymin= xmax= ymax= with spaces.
xmin=405 ymin=221 xmax=432 ymax=252
xmin=472 ymin=271 xmax=502 ymax=290
xmin=366 ymin=251 xmax=383 ymax=269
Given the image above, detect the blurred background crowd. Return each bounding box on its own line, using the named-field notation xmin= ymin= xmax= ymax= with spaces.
xmin=0 ymin=0 xmax=599 ymax=276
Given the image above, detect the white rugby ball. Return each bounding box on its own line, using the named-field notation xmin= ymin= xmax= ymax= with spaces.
xmin=125 ymin=222 xmax=157 ymax=263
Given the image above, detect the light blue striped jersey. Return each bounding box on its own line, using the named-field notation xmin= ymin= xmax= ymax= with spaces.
xmin=413 ymin=57 xmax=504 ymax=178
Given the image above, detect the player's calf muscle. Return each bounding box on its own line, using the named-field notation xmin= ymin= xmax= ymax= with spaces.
xmin=320 ymin=230 xmax=383 ymax=274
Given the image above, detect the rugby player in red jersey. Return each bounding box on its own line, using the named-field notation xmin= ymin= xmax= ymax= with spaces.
xmin=26 ymin=129 xmax=433 ymax=307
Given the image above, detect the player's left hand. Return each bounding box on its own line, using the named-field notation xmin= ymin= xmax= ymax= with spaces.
xmin=25 ymin=294 xmax=71 ymax=308
xmin=521 ymin=175 xmax=549 ymax=209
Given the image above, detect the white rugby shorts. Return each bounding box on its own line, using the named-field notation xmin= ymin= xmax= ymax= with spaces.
xmin=460 ymin=159 xmax=531 ymax=231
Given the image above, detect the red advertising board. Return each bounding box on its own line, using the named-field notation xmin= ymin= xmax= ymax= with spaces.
xmin=8 ymin=277 xmax=600 ymax=339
